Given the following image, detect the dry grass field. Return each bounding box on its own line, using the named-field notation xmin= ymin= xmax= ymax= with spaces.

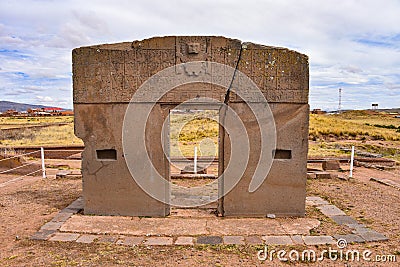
xmin=308 ymin=111 xmax=400 ymax=162
xmin=1 ymin=111 xmax=399 ymax=162
xmin=170 ymin=110 xmax=219 ymax=158
xmin=0 ymin=116 xmax=83 ymax=147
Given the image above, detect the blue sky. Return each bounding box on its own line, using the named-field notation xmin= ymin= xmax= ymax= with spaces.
xmin=0 ymin=0 xmax=399 ymax=110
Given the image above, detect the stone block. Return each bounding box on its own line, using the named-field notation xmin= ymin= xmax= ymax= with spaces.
xmin=331 ymin=215 xmax=358 ymax=225
xmin=244 ymin=236 xmax=264 ymax=245
xmin=307 ymin=172 xmax=317 ymax=179
xmin=359 ymin=230 xmax=388 ymax=242
xmin=349 ymin=224 xmax=371 ymax=234
xmin=56 ymin=170 xmax=72 ymax=179
xmin=317 ymin=205 xmax=346 ymax=217
xmin=303 ymin=236 xmax=335 ymax=245
xmin=263 ymin=235 xmax=293 ymax=245
xmin=116 ymin=236 xmax=144 ymax=246
xmin=49 ymin=233 xmax=80 ymax=242
xmin=315 ymin=171 xmax=332 ymax=179
xmin=30 ymin=230 xmax=56 ymax=241
xmin=223 ymin=236 xmax=245 ymax=245
xmin=97 ymin=235 xmax=118 ymax=244
xmin=175 ymin=236 xmax=194 ymax=246
xmin=322 ymin=160 xmax=341 ymax=171
xmin=291 ymin=235 xmax=305 ymax=245
xmin=333 ymin=234 xmax=365 ymax=244
xmin=196 ymin=236 xmax=223 ymax=245
xmin=144 ymin=237 xmax=173 ymax=246
xmin=76 ymin=234 xmax=98 ymax=244
xmin=306 ymin=196 xmax=330 ymax=206
xmin=40 ymin=221 xmax=64 ymax=231
xmin=51 ymin=212 xmax=74 ymax=222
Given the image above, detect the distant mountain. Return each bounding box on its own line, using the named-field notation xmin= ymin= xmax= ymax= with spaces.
xmin=0 ymin=101 xmax=63 ymax=112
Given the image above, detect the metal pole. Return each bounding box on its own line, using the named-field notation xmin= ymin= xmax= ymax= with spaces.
xmin=40 ymin=147 xmax=46 ymax=178
xmin=349 ymin=146 xmax=354 ymax=178
xmin=194 ymin=147 xmax=197 ymax=174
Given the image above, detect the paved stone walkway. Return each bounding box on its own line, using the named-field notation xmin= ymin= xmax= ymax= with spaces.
xmin=31 ymin=196 xmax=388 ymax=246
xmin=171 ymin=181 xmax=218 ymax=207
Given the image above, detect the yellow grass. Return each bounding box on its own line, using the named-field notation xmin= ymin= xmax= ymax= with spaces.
xmin=309 ymin=112 xmax=400 ymax=141
xmin=0 ymin=116 xmax=82 ymax=146
xmin=309 ymin=111 xmax=400 ymax=161
xmin=1 ymin=111 xmax=399 ymax=161
xmin=170 ymin=110 xmax=219 ymax=157
xmin=0 ymin=116 xmax=74 ymax=129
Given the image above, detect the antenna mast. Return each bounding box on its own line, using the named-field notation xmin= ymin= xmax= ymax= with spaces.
xmin=338 ymin=88 xmax=342 ymax=113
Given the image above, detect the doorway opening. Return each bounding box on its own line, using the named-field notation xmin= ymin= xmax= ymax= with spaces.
xmin=168 ymin=108 xmax=220 ymax=214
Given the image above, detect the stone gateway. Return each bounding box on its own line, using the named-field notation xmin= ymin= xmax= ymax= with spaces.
xmin=73 ymin=36 xmax=309 ymax=217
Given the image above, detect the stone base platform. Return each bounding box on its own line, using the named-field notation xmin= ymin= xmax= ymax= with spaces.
xmin=31 ymin=197 xmax=388 ymax=246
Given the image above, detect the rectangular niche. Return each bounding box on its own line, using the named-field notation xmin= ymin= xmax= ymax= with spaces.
xmin=273 ymin=149 xmax=292 ymax=160
xmin=96 ymin=149 xmax=117 ymax=161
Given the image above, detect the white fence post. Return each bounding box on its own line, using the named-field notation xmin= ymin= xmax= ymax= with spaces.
xmin=349 ymin=146 xmax=355 ymax=179
xmin=41 ymin=147 xmax=46 ymax=178
xmin=194 ymin=147 xmax=197 ymax=174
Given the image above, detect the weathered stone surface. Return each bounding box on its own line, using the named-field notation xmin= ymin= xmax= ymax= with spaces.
xmin=73 ymin=36 xmax=309 ymax=217
xmin=222 ymin=103 xmax=309 ymax=216
xmin=30 ymin=230 xmax=56 ymax=241
xmin=55 ymin=170 xmax=72 ymax=179
xmin=61 ymin=215 xmax=318 ymax=236
xmin=322 ymin=160 xmax=341 ymax=171
xmin=73 ymin=37 xmax=309 ymax=104
xmin=263 ymin=235 xmax=293 ymax=245
xmin=358 ymin=230 xmax=388 ymax=242
xmin=144 ymin=237 xmax=173 ymax=246
xmin=60 ymin=215 xmax=206 ymax=236
xmin=317 ymin=205 xmax=346 ymax=217
xmin=97 ymin=235 xmax=118 ymax=244
xmin=51 ymin=212 xmax=74 ymax=223
xmin=314 ymin=171 xmax=332 ymax=179
xmin=290 ymin=235 xmax=305 ymax=245
xmin=330 ymin=215 xmax=358 ymax=225
xmin=175 ymin=236 xmax=194 ymax=245
xmin=244 ymin=236 xmax=264 ymax=245
xmin=280 ymin=218 xmax=320 ymax=235
xmin=196 ymin=236 xmax=223 ymax=245
xmin=333 ymin=234 xmax=365 ymax=244
xmin=348 ymin=223 xmax=371 ymax=234
xmin=75 ymin=103 xmax=170 ymax=216
xmin=307 ymin=172 xmax=317 ymax=179
xmin=116 ymin=236 xmax=144 ymax=246
xmin=76 ymin=234 xmax=98 ymax=244
xmin=370 ymin=177 xmax=400 ymax=190
xmin=40 ymin=222 xmax=64 ymax=231
xmin=223 ymin=236 xmax=245 ymax=245
xmin=180 ymin=164 xmax=207 ymax=174
xmin=0 ymin=154 xmax=24 ymax=169
xmin=206 ymin=218 xmax=284 ymax=235
xmin=61 ymin=197 xmax=83 ymax=213
xmin=49 ymin=233 xmax=80 ymax=242
xmin=306 ymin=196 xmax=330 ymax=206
xmin=302 ymin=236 xmax=335 ymax=245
